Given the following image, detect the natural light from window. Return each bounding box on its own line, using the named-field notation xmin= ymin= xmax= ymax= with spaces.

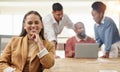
xmin=0 ymin=1 xmax=119 ymax=43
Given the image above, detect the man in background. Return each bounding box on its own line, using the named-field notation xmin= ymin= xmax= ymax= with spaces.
xmin=65 ymin=22 xmax=96 ymax=58
xmin=43 ymin=2 xmax=73 ymax=58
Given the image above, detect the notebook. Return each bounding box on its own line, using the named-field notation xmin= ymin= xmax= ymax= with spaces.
xmin=75 ymin=43 xmax=99 ymax=58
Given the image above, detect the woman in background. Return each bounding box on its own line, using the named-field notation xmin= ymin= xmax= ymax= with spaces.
xmin=91 ymin=1 xmax=120 ymax=58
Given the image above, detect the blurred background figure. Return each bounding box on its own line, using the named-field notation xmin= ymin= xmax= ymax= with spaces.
xmin=65 ymin=22 xmax=95 ymax=58
xmin=91 ymin=1 xmax=120 ymax=58
xmin=43 ymin=2 xmax=73 ymax=58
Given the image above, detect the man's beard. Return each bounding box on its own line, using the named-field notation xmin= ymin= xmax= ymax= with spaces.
xmin=77 ymin=32 xmax=86 ymax=39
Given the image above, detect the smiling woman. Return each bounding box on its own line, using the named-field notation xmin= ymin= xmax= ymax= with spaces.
xmin=0 ymin=10 xmax=55 ymax=72
xmin=20 ymin=11 xmax=43 ymax=39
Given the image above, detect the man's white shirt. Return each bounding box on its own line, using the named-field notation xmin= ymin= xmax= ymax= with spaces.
xmin=43 ymin=14 xmax=73 ymax=41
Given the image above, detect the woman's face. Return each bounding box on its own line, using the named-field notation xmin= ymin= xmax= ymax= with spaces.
xmin=24 ymin=14 xmax=42 ymax=36
xmin=92 ymin=10 xmax=103 ymax=24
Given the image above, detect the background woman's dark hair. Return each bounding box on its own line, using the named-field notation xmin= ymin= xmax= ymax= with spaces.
xmin=19 ymin=10 xmax=45 ymax=40
xmin=91 ymin=1 xmax=106 ymax=13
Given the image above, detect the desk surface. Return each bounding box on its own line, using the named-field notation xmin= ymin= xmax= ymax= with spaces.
xmin=44 ymin=58 xmax=120 ymax=72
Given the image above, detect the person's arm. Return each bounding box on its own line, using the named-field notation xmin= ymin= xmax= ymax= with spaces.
xmin=94 ymin=25 xmax=103 ymax=47
xmin=43 ymin=20 xmax=57 ymax=50
xmin=104 ymin=21 xmax=114 ymax=57
xmin=51 ymin=40 xmax=57 ymax=49
xmin=65 ymin=38 xmax=74 ymax=58
xmin=65 ymin=14 xmax=74 ymax=29
xmin=44 ymin=22 xmax=57 ymax=49
xmin=43 ymin=19 xmax=57 ymax=42
xmin=0 ymin=38 xmax=16 ymax=72
xmin=30 ymin=33 xmax=55 ymax=68
xmin=101 ymin=18 xmax=116 ymax=58
xmin=37 ymin=42 xmax=55 ymax=68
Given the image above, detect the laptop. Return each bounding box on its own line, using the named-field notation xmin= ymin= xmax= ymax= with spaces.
xmin=75 ymin=43 xmax=99 ymax=58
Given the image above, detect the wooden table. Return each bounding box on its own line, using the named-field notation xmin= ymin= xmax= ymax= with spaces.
xmin=44 ymin=58 xmax=120 ymax=72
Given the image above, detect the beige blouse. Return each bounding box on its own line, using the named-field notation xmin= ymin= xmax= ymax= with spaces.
xmin=23 ymin=40 xmax=36 ymax=72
